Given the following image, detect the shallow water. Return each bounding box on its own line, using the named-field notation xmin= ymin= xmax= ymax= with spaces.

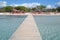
xmin=34 ymin=15 xmax=60 ymax=40
xmin=0 ymin=15 xmax=27 ymax=40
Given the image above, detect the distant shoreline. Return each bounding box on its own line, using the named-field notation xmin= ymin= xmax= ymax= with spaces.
xmin=0 ymin=12 xmax=60 ymax=15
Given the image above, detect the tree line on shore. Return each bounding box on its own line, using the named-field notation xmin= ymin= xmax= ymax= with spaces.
xmin=0 ymin=5 xmax=60 ymax=13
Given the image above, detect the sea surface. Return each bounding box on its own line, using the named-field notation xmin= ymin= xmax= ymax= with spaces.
xmin=0 ymin=15 xmax=27 ymax=40
xmin=34 ymin=15 xmax=60 ymax=40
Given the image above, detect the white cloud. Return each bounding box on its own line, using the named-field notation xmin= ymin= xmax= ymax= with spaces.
xmin=10 ymin=3 xmax=40 ymax=8
xmin=10 ymin=3 xmax=19 ymax=7
xmin=21 ymin=3 xmax=40 ymax=8
xmin=46 ymin=5 xmax=56 ymax=9
xmin=0 ymin=1 xmax=7 ymax=7
xmin=46 ymin=5 xmax=52 ymax=9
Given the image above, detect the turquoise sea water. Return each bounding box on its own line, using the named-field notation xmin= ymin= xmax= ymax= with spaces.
xmin=0 ymin=15 xmax=27 ymax=40
xmin=34 ymin=15 xmax=60 ymax=40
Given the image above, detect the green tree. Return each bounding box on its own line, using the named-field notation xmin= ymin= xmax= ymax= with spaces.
xmin=56 ymin=7 xmax=60 ymax=12
xmin=31 ymin=5 xmax=46 ymax=12
xmin=15 ymin=6 xmax=29 ymax=12
xmin=50 ymin=8 xmax=56 ymax=12
xmin=2 ymin=6 xmax=13 ymax=12
xmin=31 ymin=8 xmax=36 ymax=11
xmin=37 ymin=5 xmax=46 ymax=10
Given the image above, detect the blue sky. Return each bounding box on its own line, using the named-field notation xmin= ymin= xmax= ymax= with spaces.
xmin=0 ymin=0 xmax=60 ymax=8
xmin=0 ymin=0 xmax=59 ymax=5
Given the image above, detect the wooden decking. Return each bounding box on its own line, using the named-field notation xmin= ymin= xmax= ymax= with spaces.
xmin=9 ymin=14 xmax=42 ymax=40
